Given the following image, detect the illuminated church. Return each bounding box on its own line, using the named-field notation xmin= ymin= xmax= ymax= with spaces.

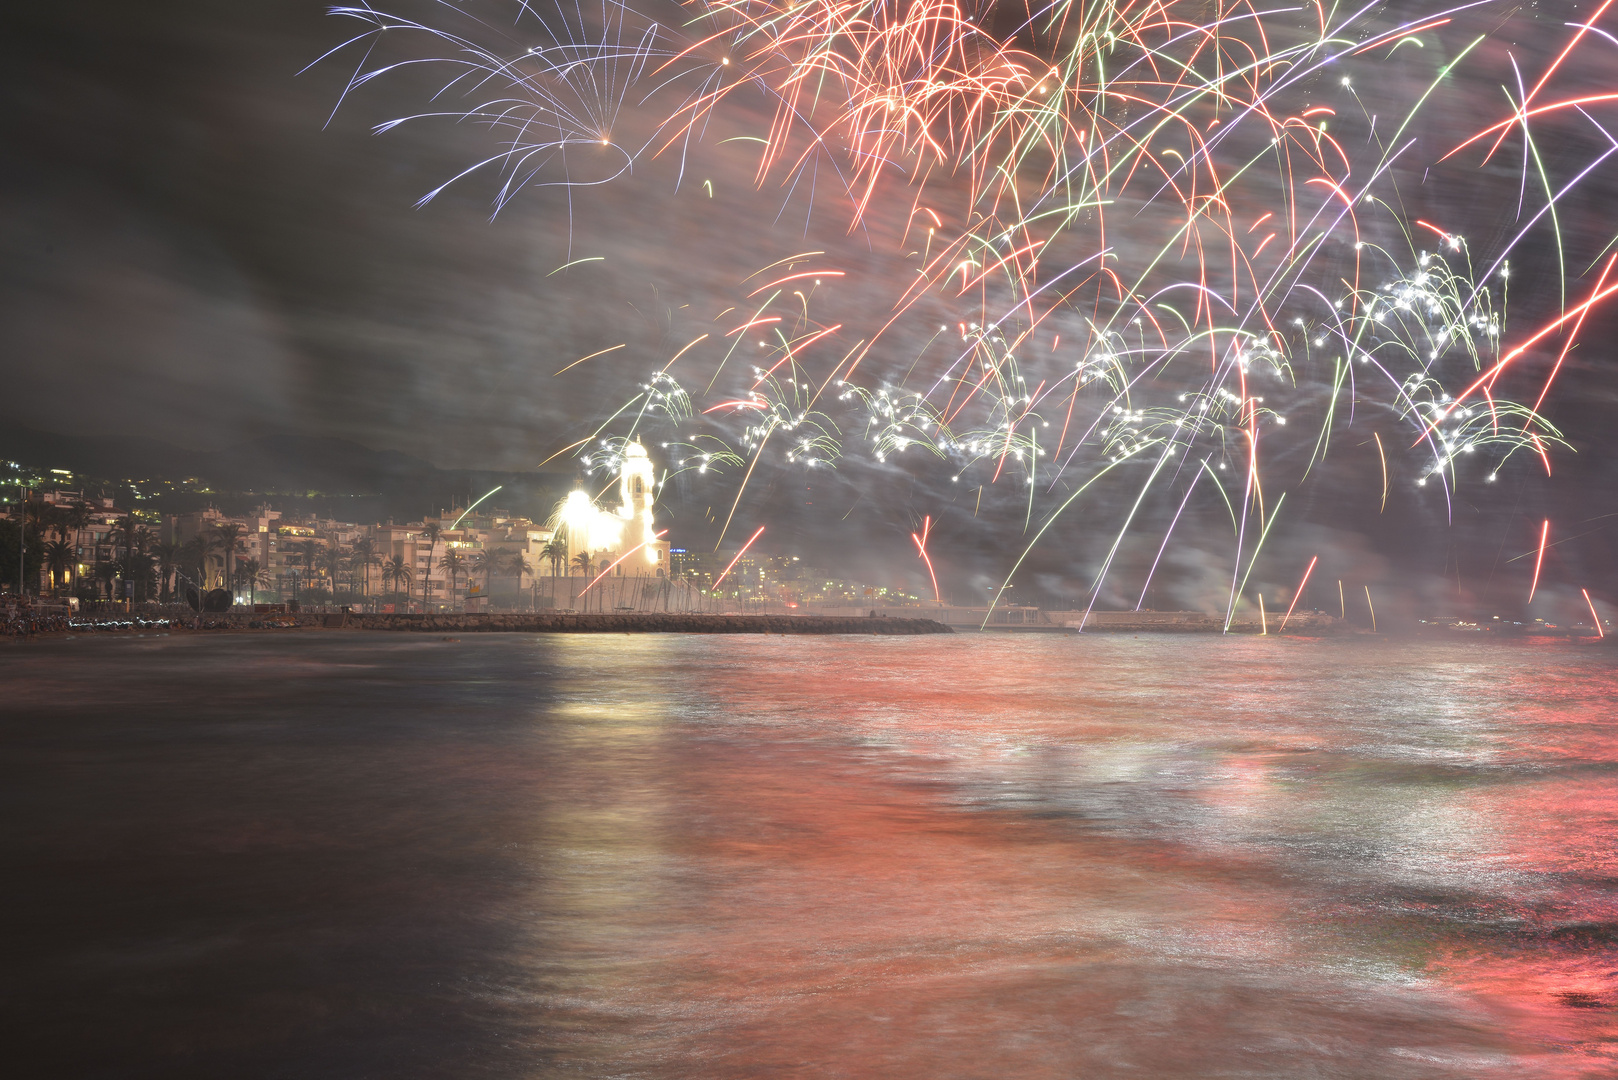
xmin=553 ymin=440 xmax=669 ymax=576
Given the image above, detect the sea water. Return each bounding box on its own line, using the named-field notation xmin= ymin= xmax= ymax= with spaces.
xmin=4 ymin=631 xmax=1617 ymax=1077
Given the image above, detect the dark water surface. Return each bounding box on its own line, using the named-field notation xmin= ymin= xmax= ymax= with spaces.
xmin=4 ymin=632 xmax=1618 ymax=1078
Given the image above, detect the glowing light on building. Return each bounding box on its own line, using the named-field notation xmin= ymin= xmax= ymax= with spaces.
xmin=552 ymin=440 xmax=667 ymax=571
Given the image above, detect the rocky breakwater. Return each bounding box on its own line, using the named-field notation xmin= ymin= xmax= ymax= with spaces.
xmin=347 ymin=612 xmax=954 ymax=635
xmin=1043 ymin=610 xmax=1346 ymax=633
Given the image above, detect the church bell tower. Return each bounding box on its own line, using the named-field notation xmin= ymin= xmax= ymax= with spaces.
xmin=619 ymin=440 xmax=655 ymax=523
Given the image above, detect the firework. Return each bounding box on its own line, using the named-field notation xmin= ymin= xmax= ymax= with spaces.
xmin=1529 ymin=519 xmax=1549 ymax=604
xmin=1280 ymin=554 xmax=1318 ymax=631
xmin=712 ymin=524 xmax=766 ymax=589
xmin=327 ymin=1 xmax=1614 ymax=619
xmin=911 ymin=514 xmax=939 ymax=603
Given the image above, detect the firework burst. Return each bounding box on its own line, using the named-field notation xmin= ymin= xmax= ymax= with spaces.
xmin=327 ymin=0 xmax=1614 ymax=618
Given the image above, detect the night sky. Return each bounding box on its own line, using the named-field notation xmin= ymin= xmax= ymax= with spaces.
xmin=4 ymin=1 xmax=1617 ymax=618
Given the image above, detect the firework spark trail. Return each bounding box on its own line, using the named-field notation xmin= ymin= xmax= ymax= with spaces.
xmin=1529 ymin=518 xmax=1550 ymax=603
xmin=712 ymin=524 xmax=766 ymax=589
xmin=329 ymin=0 xmax=1611 ymax=606
xmin=911 ymin=515 xmax=940 ymax=603
xmin=580 ymin=528 xmax=670 ymax=593
xmin=1280 ymin=555 xmax=1319 ymax=630
xmin=1584 ymin=588 xmax=1604 ymax=637
xmin=325 ymin=0 xmax=670 ymax=222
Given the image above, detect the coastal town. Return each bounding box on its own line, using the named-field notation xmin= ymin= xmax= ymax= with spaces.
xmin=0 ymin=443 xmax=931 ymax=620
xmin=0 ymin=446 xmax=1600 ymax=639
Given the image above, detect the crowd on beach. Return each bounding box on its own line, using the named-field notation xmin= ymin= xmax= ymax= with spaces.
xmin=2 ymin=600 xmax=75 ymax=638
xmin=2 ymin=598 xmax=310 ymax=638
xmin=1 ymin=599 xmax=181 ymax=639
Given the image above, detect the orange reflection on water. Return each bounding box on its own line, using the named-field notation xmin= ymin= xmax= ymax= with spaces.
xmin=516 ymin=635 xmax=1618 ymax=1077
xmin=9 ymin=632 xmax=1618 ymax=1078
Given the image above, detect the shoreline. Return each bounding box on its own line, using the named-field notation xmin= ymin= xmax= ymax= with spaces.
xmin=7 ymin=611 xmax=956 ymax=638
xmin=6 ymin=609 xmax=1608 ymax=642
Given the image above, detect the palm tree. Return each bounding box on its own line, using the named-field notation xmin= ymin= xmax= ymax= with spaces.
xmin=41 ymin=504 xmax=67 ymax=543
xmin=110 ymin=515 xmax=146 ymax=561
xmin=571 ymin=551 xmax=595 ymax=611
xmin=349 ymin=536 xmax=381 ymax=598
xmin=63 ymin=501 xmax=92 ymax=538
xmin=540 ymin=538 xmax=566 ymax=608
xmin=43 ymin=539 xmax=73 ymax=596
xmin=23 ymin=495 xmax=48 ymax=536
xmin=420 ymin=522 xmax=442 ymax=610
xmin=62 ymin=501 xmax=93 ymax=594
xmin=465 ymin=550 xmax=490 ymax=603
xmin=120 ymin=551 xmax=157 ymax=603
xmin=437 ymin=548 xmax=467 ymax=610
xmin=316 ymin=546 xmax=348 ymax=604
xmin=154 ymin=541 xmax=181 ymax=604
xmin=496 ymin=550 xmax=532 ymax=611
xmin=177 ymin=535 xmax=209 ymax=604
xmin=202 ymin=531 xmax=225 ymax=588
xmin=380 ymin=555 xmax=412 ymax=609
xmin=93 ymin=559 xmax=119 ymax=601
xmin=212 ymin=523 xmax=245 ymax=598
xmin=234 ymin=558 xmax=270 ymax=605
xmin=498 ymin=548 xmax=530 ymax=583
xmin=294 ymin=538 xmax=322 ymax=585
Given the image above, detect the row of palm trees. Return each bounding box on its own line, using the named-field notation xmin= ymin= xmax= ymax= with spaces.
xmin=27 ymin=499 xmax=624 ymax=611
xmin=394 ymin=521 xmax=564 ymax=612
xmin=241 ymin=528 xmax=533 ymax=612
xmin=177 ymin=525 xmax=529 ymax=611
xmin=392 ymin=542 xmax=537 ymax=612
xmin=32 ymin=508 xmax=283 ymax=606
xmin=31 ymin=500 xmax=177 ymax=602
xmin=366 ymin=533 xmax=590 ymax=612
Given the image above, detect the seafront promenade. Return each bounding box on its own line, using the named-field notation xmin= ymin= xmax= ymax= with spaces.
xmin=2 ymin=607 xmax=955 ymax=636
xmin=0 ymin=601 xmax=1348 ymax=638
xmin=342 ymin=612 xmax=955 ymax=634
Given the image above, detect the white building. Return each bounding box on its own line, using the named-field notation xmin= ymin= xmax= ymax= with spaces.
xmin=553 ymin=440 xmax=669 ymax=580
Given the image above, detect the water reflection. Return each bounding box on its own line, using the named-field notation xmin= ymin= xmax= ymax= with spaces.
xmin=3 ymin=633 xmax=1617 ymax=1077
